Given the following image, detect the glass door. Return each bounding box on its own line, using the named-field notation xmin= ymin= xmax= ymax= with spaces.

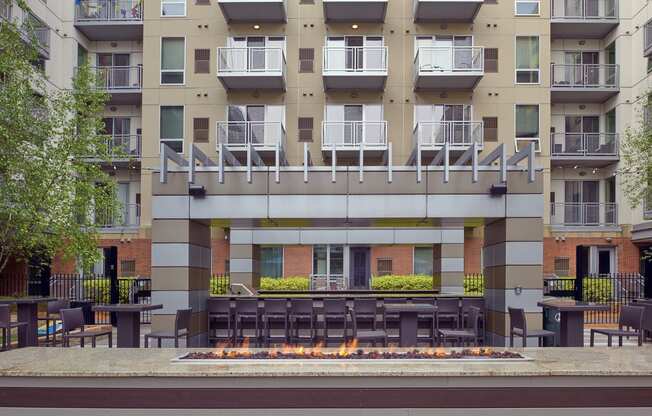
xmin=247 ymin=106 xmax=265 ymax=145
xmin=247 ymin=37 xmax=266 ymax=71
xmin=344 ymin=105 xmax=363 ymax=145
xmin=453 ymin=36 xmax=473 ymax=71
xmin=582 ymin=52 xmax=599 ymax=85
xmin=582 ymin=181 xmax=600 ymax=224
xmin=117 ymin=183 xmax=129 ymax=226
xmin=326 ymin=37 xmax=346 ymax=71
xmin=346 ymin=36 xmax=363 ymax=70
xmin=364 ymin=37 xmax=384 ymax=71
xmin=564 ymin=116 xmax=583 ymax=154
xmin=564 ymin=52 xmax=582 ymax=85
xmin=564 ymin=180 xmax=583 ymax=224
xmin=582 ymin=116 xmax=600 ymax=153
xmin=227 ymin=105 xmax=247 ymax=145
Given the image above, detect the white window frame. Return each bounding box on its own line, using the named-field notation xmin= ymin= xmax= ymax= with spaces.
xmin=515 ymin=35 xmax=540 ymax=85
xmin=161 ymin=0 xmax=187 ymax=17
xmin=514 ymin=103 xmax=541 ymax=153
xmin=413 ymin=246 xmax=434 ymax=276
xmin=160 ymin=105 xmax=185 ymax=154
xmin=515 ymin=0 xmax=540 ymax=16
xmin=160 ymin=37 xmax=186 ymax=86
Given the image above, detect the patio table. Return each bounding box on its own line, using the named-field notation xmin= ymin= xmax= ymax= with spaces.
xmin=0 ymin=297 xmax=57 ymax=347
xmin=384 ymin=303 xmax=436 ymax=347
xmin=93 ymin=304 xmax=162 ymax=348
xmin=538 ymin=300 xmax=610 ymax=347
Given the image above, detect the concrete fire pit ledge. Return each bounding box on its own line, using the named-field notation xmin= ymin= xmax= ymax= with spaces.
xmin=1 ymin=347 xmax=652 ymax=414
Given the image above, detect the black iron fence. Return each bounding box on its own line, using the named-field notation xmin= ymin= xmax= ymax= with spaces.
xmin=544 ymin=273 xmax=645 ymax=324
xmin=0 ymin=274 xmax=152 ymax=324
xmin=211 ymin=274 xmax=231 ymax=295
xmin=464 ymin=273 xmax=484 ymax=295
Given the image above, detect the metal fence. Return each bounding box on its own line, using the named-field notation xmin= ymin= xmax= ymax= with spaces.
xmin=543 ymin=273 xmax=645 ymax=324
xmin=464 ymin=273 xmax=484 ymax=296
xmin=211 ymin=274 xmax=231 ymax=295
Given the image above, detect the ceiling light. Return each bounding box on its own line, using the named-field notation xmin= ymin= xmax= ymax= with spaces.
xmin=351 ymin=24 xmax=359 ymax=30
xmin=253 ymin=24 xmax=261 ymax=30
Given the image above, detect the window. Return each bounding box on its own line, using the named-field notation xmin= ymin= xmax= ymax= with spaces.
xmin=313 ymin=245 xmax=344 ymax=277
xmin=515 ymin=0 xmax=539 ymax=16
xmin=298 ymin=117 xmax=313 ymax=142
xmin=161 ymin=37 xmax=185 ymax=84
xmin=515 ymin=36 xmax=539 ymax=83
xmin=483 ymin=117 xmax=498 ymax=142
xmin=260 ymin=247 xmax=283 ymax=278
xmin=554 ymin=257 xmax=570 ymax=277
xmin=194 ymin=49 xmax=210 ymax=74
xmin=193 ymin=117 xmax=209 ymax=142
xmin=484 ymin=48 xmax=498 ymax=73
xmin=161 ymin=0 xmax=186 ymax=16
xmin=414 ymin=247 xmax=433 ymax=276
xmin=299 ymin=48 xmax=315 ymax=73
xmin=377 ymin=258 xmax=393 ymax=276
xmin=515 ymin=104 xmax=540 ymax=151
xmin=160 ymin=106 xmax=184 ymax=153
xmin=120 ymin=260 xmax=136 ymax=277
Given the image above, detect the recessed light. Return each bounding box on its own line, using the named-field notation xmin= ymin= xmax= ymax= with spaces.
xmin=253 ymin=24 xmax=261 ymax=30
xmin=351 ymin=24 xmax=359 ymax=30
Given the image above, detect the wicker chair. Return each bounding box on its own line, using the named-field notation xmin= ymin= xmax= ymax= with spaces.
xmin=38 ymin=299 xmax=70 ymax=346
xmin=61 ymin=308 xmax=112 ymax=348
xmin=590 ymin=305 xmax=645 ymax=347
xmin=509 ymin=307 xmax=555 ymax=347
xmin=145 ymin=308 xmax=192 ymax=348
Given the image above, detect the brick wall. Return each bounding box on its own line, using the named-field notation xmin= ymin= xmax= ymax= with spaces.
xmin=464 ymin=236 xmax=483 ymax=274
xmin=544 ymin=237 xmax=640 ymax=276
xmin=283 ymin=245 xmax=312 ymax=277
xmin=370 ymin=245 xmax=415 ymax=275
xmin=211 ymin=238 xmax=230 ymax=275
xmin=52 ymin=238 xmax=152 ymax=277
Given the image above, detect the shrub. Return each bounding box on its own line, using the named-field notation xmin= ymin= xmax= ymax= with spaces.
xmin=371 ymin=275 xmax=434 ymax=291
xmin=82 ymin=278 xmax=131 ymax=304
xmin=260 ymin=276 xmax=310 ymax=291
xmin=582 ymin=278 xmax=614 ymax=303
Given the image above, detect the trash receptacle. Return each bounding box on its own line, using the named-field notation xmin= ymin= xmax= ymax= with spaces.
xmin=542 ymin=300 xmax=560 ymax=347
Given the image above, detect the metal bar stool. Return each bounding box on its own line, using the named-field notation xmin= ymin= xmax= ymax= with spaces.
xmin=289 ymin=298 xmax=315 ymax=345
xmin=234 ymin=299 xmax=260 ymax=346
xmin=262 ymin=298 xmax=289 ymax=346
xmin=208 ymin=298 xmax=233 ymax=345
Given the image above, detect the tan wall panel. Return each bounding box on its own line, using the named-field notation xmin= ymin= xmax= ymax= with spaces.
xmin=485 ymin=309 xmax=543 ymax=338
xmin=484 ymin=265 xmax=544 ymax=290
xmin=151 ymin=311 xmax=207 ymax=335
xmin=151 ymin=267 xmax=211 ymax=291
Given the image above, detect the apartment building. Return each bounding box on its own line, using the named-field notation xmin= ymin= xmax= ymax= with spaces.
xmin=6 ymin=1 xmax=647 ymax=286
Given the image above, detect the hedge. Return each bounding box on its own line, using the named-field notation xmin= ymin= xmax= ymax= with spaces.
xmin=82 ymin=278 xmax=131 ymax=304
xmin=371 ymin=275 xmax=435 ymax=291
xmin=260 ymin=276 xmax=310 ymax=291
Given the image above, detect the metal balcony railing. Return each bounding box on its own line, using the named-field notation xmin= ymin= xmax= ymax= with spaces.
xmin=87 ymin=66 xmax=143 ymax=90
xmin=0 ymin=1 xmax=11 ymax=21
xmin=105 ymin=134 xmax=142 ymax=159
xmin=414 ymin=46 xmax=484 ymax=74
xmin=322 ymin=121 xmax=388 ymax=148
xmin=217 ymin=47 xmax=286 ymax=74
xmin=645 ymin=193 xmax=652 ymax=220
xmin=550 ymin=133 xmax=618 ymax=158
xmin=551 ymin=64 xmax=619 ymax=88
xmin=310 ymin=274 xmax=346 ymax=291
xmin=551 ymin=0 xmax=618 ymax=20
xmin=550 ymin=202 xmax=617 ymax=226
xmin=413 ymin=121 xmax=483 ymax=148
xmin=75 ymin=0 xmax=143 ymax=22
xmin=95 ymin=203 xmax=141 ymax=228
xmin=216 ymin=121 xmax=286 ymax=149
xmin=322 ymin=46 xmax=388 ymax=73
xmin=33 ymin=26 xmax=50 ymax=52
xmin=645 ymin=20 xmax=652 ymax=56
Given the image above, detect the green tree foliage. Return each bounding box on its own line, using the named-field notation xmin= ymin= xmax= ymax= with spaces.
xmin=621 ymin=102 xmax=652 ymax=209
xmin=0 ymin=1 xmax=118 ymax=273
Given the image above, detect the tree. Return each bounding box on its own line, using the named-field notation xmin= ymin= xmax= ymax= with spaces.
xmin=0 ymin=1 xmax=119 ymax=274
xmin=621 ymin=101 xmax=652 ymax=210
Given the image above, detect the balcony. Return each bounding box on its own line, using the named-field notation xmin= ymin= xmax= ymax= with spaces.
xmin=323 ymin=0 xmax=387 ymax=23
xmin=217 ymin=0 xmax=287 ymax=23
xmin=413 ymin=46 xmax=484 ymax=90
xmin=321 ymin=121 xmax=388 ymax=158
xmin=86 ymin=66 xmax=143 ymax=104
xmin=322 ymin=46 xmax=388 ymax=91
xmin=550 ymin=133 xmax=618 ymax=167
xmin=645 ymin=20 xmax=652 ymax=57
xmin=550 ymin=64 xmax=619 ymax=103
xmin=551 ymin=0 xmax=618 ymax=38
xmin=550 ymin=202 xmax=617 ymax=228
xmin=1 ymin=1 xmax=11 ymax=22
xmin=96 ymin=203 xmax=140 ymax=230
xmin=413 ymin=0 xmax=484 ymax=23
xmin=86 ymin=134 xmax=141 ymax=163
xmin=217 ymin=121 xmax=286 ymax=162
xmin=413 ymin=121 xmax=483 ymax=158
xmin=217 ymin=48 xmax=286 ymax=91
xmin=74 ymin=1 xmax=143 ymax=41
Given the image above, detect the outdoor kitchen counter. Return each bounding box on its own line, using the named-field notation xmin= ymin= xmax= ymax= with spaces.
xmin=1 ymin=346 xmax=652 ymax=378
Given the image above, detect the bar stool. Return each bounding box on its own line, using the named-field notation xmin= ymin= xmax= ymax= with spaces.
xmin=438 ymin=306 xmax=482 ymax=347
xmin=353 ymin=298 xmax=378 ymax=330
xmin=262 ymin=298 xmax=289 ymax=346
xmin=323 ymin=298 xmax=348 ymax=345
xmin=289 ymin=298 xmax=316 ymax=345
xmin=0 ymin=305 xmax=28 ymax=350
xmin=145 ymin=308 xmax=192 ymax=348
xmin=207 ymin=298 xmax=233 ymax=345
xmin=509 ymin=307 xmax=556 ymax=347
xmin=413 ymin=298 xmax=439 ymax=346
xmin=234 ymin=299 xmax=260 ymax=346
xmin=435 ymin=297 xmax=460 ymax=329
xmin=349 ymin=307 xmax=387 ymax=347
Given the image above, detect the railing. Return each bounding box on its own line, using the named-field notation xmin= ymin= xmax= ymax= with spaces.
xmin=216 ymin=121 xmax=286 ymax=149
xmin=34 ymin=26 xmax=50 ymax=52
xmin=0 ymin=0 xmax=11 ymax=21
xmin=543 ymin=273 xmax=644 ymax=324
xmin=464 ymin=273 xmax=484 ymax=296
xmin=551 ymin=0 xmax=618 ymax=20
xmin=413 ymin=121 xmax=483 ymax=148
xmin=551 ymin=64 xmax=619 ymax=88
xmin=646 ymin=20 xmax=652 ymax=56
xmin=645 ymin=192 xmax=652 ymax=220
xmin=322 ymin=121 xmax=388 ymax=148
xmin=550 ymin=133 xmax=618 ymax=158
xmin=414 ymin=46 xmax=484 ymax=74
xmin=87 ymin=66 xmax=143 ymax=90
xmin=104 ymin=134 xmax=142 ymax=158
xmin=322 ymin=46 xmax=388 ymax=73
xmin=310 ymin=274 xmax=346 ymax=291
xmin=210 ymin=274 xmax=231 ymax=296
xmin=75 ymin=0 xmax=143 ymax=22
xmin=217 ymin=47 xmax=286 ymax=74
xmin=95 ymin=203 xmax=141 ymax=228
xmin=550 ymin=202 xmax=617 ymax=226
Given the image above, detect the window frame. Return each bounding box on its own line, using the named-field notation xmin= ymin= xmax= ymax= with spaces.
xmin=260 ymin=246 xmax=284 ymax=278
xmin=514 ymin=0 xmax=540 ymax=16
xmin=159 ymin=105 xmax=185 ymax=154
xmin=413 ymin=246 xmax=434 ymax=276
xmin=160 ymin=37 xmax=186 ymax=85
xmin=161 ymin=0 xmax=187 ymax=17
xmin=514 ymin=35 xmax=540 ymax=85
xmin=514 ymin=103 xmax=541 ymax=152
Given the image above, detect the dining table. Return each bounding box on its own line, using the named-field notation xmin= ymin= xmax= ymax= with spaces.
xmin=0 ymin=297 xmax=57 ymax=347
xmin=538 ymin=299 xmax=610 ymax=347
xmin=384 ymin=303 xmax=436 ymax=347
xmin=93 ymin=304 xmax=163 ymax=348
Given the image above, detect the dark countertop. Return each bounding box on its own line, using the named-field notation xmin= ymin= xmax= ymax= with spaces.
xmin=537 ymin=300 xmax=610 ymax=312
xmin=0 ymin=297 xmax=57 ymax=305
xmin=93 ymin=304 xmax=163 ymax=312
xmin=384 ymin=304 xmax=436 ymax=313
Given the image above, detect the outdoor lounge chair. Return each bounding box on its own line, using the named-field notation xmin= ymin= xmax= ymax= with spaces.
xmin=590 ymin=305 xmax=645 ymax=347
xmin=61 ymin=307 xmax=112 ymax=348
xmin=509 ymin=307 xmax=555 ymax=347
xmin=145 ymin=308 xmax=192 ymax=348
xmin=0 ymin=305 xmax=28 ymax=350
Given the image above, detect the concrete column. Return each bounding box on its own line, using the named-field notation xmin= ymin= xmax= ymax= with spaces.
xmin=151 ymin=219 xmax=211 ymax=347
xmin=433 ymin=227 xmax=465 ymax=294
xmin=483 ymin=217 xmax=544 ymax=347
xmin=229 ymin=243 xmax=261 ymax=292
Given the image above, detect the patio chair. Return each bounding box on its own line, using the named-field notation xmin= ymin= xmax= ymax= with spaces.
xmin=0 ymin=305 xmax=28 ymax=351
xmin=349 ymin=307 xmax=387 ymax=347
xmin=413 ymin=298 xmax=439 ymax=346
xmin=353 ymin=298 xmax=378 ymax=331
xmin=509 ymin=307 xmax=555 ymax=347
xmin=234 ymin=298 xmax=260 ymax=346
xmin=262 ymin=298 xmax=289 ymax=346
xmin=323 ymin=298 xmax=348 ymax=345
xmin=145 ymin=308 xmax=191 ymax=348
xmin=289 ymin=298 xmax=316 ymax=344
xmin=60 ymin=307 xmax=112 ymax=348
xmin=462 ymin=297 xmax=485 ymax=343
xmin=438 ymin=306 xmax=482 ymax=347
xmin=590 ymin=305 xmax=645 ymax=347
xmin=208 ymin=298 xmax=233 ymax=345
xmin=435 ymin=297 xmax=460 ymax=329
xmin=37 ymin=299 xmax=70 ymax=346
